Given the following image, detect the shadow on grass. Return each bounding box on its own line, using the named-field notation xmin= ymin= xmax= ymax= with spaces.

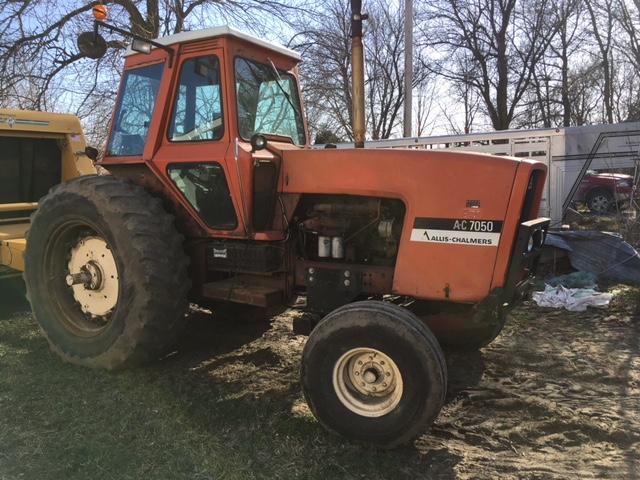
xmin=0 ymin=276 xmax=29 ymax=317
xmin=0 ymin=301 xmax=461 ymax=480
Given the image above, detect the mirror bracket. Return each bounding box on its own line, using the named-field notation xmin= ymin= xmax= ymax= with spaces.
xmin=93 ymin=20 xmax=175 ymax=67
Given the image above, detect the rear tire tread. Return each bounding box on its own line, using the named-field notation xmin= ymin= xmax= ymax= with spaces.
xmin=24 ymin=174 xmax=190 ymax=370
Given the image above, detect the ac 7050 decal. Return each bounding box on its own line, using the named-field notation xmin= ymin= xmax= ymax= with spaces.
xmin=410 ymin=218 xmax=503 ymax=246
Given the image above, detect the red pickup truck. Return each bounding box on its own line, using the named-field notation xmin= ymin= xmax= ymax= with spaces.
xmin=575 ymin=170 xmax=636 ymax=214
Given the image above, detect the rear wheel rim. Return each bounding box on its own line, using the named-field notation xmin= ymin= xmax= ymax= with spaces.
xmin=332 ymin=347 xmax=403 ymax=417
xmin=590 ymin=194 xmax=610 ymax=213
xmin=67 ymin=236 xmax=119 ymax=317
xmin=43 ymin=221 xmax=119 ymax=337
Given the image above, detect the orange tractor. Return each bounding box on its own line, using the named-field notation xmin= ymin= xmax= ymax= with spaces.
xmin=23 ymin=3 xmax=549 ymax=447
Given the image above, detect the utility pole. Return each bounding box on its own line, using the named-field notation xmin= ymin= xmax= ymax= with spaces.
xmin=403 ymin=0 xmax=413 ymax=138
xmin=351 ymin=0 xmax=368 ymax=148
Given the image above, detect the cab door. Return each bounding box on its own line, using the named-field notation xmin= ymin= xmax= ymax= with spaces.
xmin=151 ymin=47 xmax=246 ymax=238
xmin=233 ymin=56 xmax=306 ymax=237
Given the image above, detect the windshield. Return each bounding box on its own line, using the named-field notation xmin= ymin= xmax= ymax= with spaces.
xmin=235 ymin=57 xmax=305 ymax=145
xmin=108 ymin=63 xmax=164 ymax=156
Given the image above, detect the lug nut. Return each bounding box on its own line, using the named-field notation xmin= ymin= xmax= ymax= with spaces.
xmin=308 ymin=268 xmax=315 ymax=274
xmin=344 ymin=279 xmax=351 ymax=287
xmin=344 ymin=270 xmax=351 ymax=278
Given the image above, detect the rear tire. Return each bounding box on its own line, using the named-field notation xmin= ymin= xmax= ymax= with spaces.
xmin=301 ymin=301 xmax=447 ymax=448
xmin=24 ymin=175 xmax=190 ymax=369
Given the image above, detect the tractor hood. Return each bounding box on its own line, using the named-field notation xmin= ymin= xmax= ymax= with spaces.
xmin=280 ymin=147 xmax=523 ymax=212
xmin=279 ymin=147 xmax=542 ymax=301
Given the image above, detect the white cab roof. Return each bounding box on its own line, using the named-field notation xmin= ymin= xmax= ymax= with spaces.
xmin=124 ymin=26 xmax=301 ymax=61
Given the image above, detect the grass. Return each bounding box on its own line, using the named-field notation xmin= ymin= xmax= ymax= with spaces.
xmin=0 ymin=283 xmax=432 ymax=480
xmin=3 ymin=278 xmax=639 ymax=479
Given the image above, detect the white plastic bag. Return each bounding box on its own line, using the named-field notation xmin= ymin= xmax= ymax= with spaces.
xmin=532 ymin=285 xmax=612 ymax=312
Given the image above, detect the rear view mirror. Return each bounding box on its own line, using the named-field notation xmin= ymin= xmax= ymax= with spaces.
xmin=131 ymin=38 xmax=152 ymax=55
xmin=84 ymin=146 xmax=99 ymax=161
xmin=77 ymin=32 xmax=107 ymax=59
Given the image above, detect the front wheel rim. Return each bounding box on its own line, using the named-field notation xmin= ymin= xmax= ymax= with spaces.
xmin=332 ymin=347 xmax=404 ymax=417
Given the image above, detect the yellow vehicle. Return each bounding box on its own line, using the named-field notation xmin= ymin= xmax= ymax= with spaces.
xmin=0 ymin=109 xmax=95 ymax=276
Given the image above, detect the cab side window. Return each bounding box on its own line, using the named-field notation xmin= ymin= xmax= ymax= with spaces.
xmin=169 ymin=56 xmax=223 ymax=142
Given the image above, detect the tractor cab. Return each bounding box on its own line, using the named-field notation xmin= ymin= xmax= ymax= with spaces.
xmin=107 ymin=26 xmax=306 ymax=157
xmin=91 ymin=26 xmax=308 ymax=240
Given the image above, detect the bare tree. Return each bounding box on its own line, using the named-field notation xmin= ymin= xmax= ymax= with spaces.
xmin=415 ymin=81 xmax=437 ymax=136
xmin=613 ymin=0 xmax=640 ymax=119
xmin=0 ymin=0 xmax=305 ymax=135
xmin=293 ymin=0 xmax=430 ymax=140
xmin=421 ymin=0 xmax=558 ymax=130
xmin=534 ymin=0 xmax=584 ymax=127
xmin=555 ymin=0 xmax=585 ymax=126
xmin=292 ymin=0 xmax=354 ymax=140
xmin=615 ymin=0 xmax=640 ymax=70
xmin=567 ymin=60 xmax=603 ymax=124
xmin=583 ymin=0 xmax=616 ymax=123
xmin=510 ymin=0 xmax=638 ymax=128
xmin=437 ymin=59 xmax=481 ymax=134
xmin=366 ymin=3 xmax=405 ymax=140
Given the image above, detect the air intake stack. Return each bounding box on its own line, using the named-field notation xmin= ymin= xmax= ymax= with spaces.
xmin=350 ymin=1 xmax=367 ymax=148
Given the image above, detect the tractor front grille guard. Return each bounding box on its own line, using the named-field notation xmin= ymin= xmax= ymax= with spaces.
xmin=504 ymin=217 xmax=550 ymax=301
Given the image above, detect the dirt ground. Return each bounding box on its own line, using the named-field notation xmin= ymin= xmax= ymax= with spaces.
xmin=1 ymin=281 xmax=639 ymax=479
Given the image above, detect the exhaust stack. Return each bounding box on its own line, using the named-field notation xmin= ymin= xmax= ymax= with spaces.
xmin=350 ymin=1 xmax=367 ymax=148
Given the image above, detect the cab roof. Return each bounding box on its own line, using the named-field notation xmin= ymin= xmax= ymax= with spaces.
xmin=124 ymin=26 xmax=301 ymax=61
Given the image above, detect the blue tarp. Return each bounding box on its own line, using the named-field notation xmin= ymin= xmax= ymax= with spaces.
xmin=545 ymin=231 xmax=640 ymax=286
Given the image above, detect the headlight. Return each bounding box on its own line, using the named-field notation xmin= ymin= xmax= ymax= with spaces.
xmin=533 ymin=229 xmax=545 ymax=248
xmin=527 ymin=235 xmax=535 ymax=252
xmin=527 ymin=229 xmax=544 ymax=252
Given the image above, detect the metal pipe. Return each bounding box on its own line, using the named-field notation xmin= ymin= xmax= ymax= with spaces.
xmin=351 ymin=1 xmax=367 ymax=148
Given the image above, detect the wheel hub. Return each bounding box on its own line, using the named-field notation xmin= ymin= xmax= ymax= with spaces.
xmin=67 ymin=236 xmax=119 ymax=317
xmin=332 ymin=347 xmax=403 ymax=417
xmin=591 ymin=195 xmax=610 ymax=212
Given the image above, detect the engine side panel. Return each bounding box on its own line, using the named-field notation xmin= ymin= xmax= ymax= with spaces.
xmin=282 ymin=148 xmax=532 ymax=302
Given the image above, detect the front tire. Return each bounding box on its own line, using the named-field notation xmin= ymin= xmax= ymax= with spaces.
xmin=24 ymin=175 xmax=190 ymax=369
xmin=301 ymin=301 xmax=447 ymax=448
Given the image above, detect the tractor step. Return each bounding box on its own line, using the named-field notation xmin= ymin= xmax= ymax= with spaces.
xmin=201 ymin=275 xmax=284 ymax=307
